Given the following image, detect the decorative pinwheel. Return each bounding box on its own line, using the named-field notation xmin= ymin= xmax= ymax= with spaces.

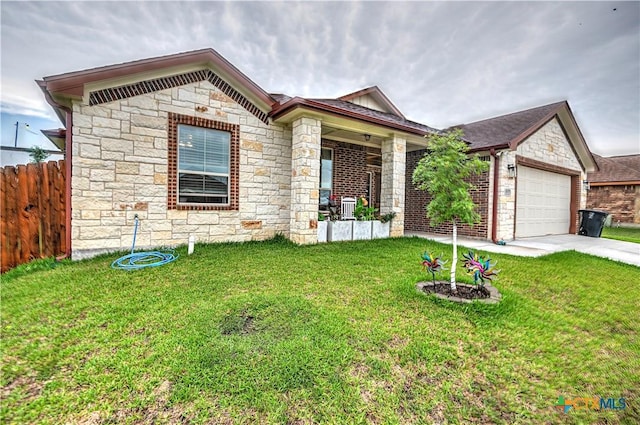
xmin=462 ymin=250 xmax=500 ymax=286
xmin=421 ymin=252 xmax=447 ymax=283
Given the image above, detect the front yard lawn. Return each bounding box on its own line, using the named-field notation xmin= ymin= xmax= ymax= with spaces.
xmin=2 ymin=237 xmax=638 ymax=424
xmin=602 ymin=226 xmax=640 ymax=244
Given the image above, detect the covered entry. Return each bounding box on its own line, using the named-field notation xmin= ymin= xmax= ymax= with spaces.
xmin=516 ymin=166 xmax=571 ymax=237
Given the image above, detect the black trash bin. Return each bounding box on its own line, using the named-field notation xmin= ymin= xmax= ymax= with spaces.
xmin=578 ymin=209 xmax=608 ymax=237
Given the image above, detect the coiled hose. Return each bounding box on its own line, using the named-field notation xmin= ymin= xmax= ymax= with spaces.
xmin=111 ymin=216 xmax=178 ymax=270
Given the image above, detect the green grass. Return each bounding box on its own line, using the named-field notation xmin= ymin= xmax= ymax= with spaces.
xmin=2 ymin=237 xmax=639 ymax=424
xmin=602 ymin=226 xmax=640 ymax=244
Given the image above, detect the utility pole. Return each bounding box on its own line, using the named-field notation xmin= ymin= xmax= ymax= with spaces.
xmin=14 ymin=121 xmax=19 ymax=147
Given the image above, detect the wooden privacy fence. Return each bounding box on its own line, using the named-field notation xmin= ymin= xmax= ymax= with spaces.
xmin=1 ymin=160 xmax=66 ymax=273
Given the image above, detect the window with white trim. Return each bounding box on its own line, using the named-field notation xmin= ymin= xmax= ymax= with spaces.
xmin=319 ymin=147 xmax=333 ymax=206
xmin=178 ymin=124 xmax=230 ymax=205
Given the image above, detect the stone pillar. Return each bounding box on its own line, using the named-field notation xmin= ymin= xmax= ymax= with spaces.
xmin=290 ymin=116 xmax=322 ymax=244
xmin=381 ymin=134 xmax=406 ymax=237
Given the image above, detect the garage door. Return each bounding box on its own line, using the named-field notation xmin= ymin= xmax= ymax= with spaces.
xmin=516 ymin=166 xmax=571 ymax=237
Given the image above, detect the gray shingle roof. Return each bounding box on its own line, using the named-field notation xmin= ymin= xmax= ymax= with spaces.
xmin=588 ymin=154 xmax=640 ymax=183
xmin=457 ymin=101 xmax=567 ymax=151
xmin=306 ymin=98 xmax=440 ymax=135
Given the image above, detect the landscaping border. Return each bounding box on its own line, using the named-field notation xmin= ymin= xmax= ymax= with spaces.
xmin=416 ymin=281 xmax=502 ymax=304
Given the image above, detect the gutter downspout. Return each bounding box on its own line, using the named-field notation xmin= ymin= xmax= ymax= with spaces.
xmin=63 ymin=111 xmax=72 ymax=259
xmin=490 ymin=149 xmax=499 ymax=244
xmin=38 ymin=81 xmax=72 ymax=259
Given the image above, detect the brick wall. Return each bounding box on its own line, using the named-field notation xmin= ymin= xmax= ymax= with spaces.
xmin=405 ymin=150 xmax=490 ymax=238
xmin=587 ymin=185 xmax=640 ymax=224
xmin=322 ymin=140 xmax=377 ymax=204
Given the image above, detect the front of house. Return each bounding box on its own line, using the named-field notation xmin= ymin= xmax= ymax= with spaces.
xmin=38 ymin=49 xmax=437 ymax=258
xmin=38 ymin=48 xmax=597 ymax=259
xmin=405 ymin=102 xmax=597 ymax=241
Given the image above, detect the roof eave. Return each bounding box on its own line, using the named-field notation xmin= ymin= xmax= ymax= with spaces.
xmin=40 ymin=48 xmax=276 ymax=109
xmin=589 ymin=180 xmax=640 ymax=186
xmin=271 ymin=98 xmax=434 ymax=137
xmin=503 ymin=102 xmax=597 ymax=173
xmin=36 ymin=79 xmax=70 ymax=126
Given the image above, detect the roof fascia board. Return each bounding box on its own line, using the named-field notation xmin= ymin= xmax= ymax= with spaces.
xmin=505 ymin=102 xmax=596 ymax=173
xmin=589 ymin=181 xmax=640 ymax=186
xmin=556 ymin=106 xmax=597 ymax=172
xmin=41 ymin=49 xmax=275 ymax=111
xmin=271 ymin=98 xmax=428 ymax=138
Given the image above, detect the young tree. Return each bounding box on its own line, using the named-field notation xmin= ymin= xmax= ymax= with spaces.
xmin=28 ymin=146 xmax=50 ymax=163
xmin=412 ymin=129 xmax=488 ymax=291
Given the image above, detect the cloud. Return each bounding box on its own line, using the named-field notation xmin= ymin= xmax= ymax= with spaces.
xmin=1 ymin=1 xmax=638 ymax=155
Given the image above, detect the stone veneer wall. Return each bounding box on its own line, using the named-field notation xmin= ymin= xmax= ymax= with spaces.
xmin=587 ymin=185 xmax=640 ymax=224
xmin=381 ymin=135 xmax=406 ymax=236
xmin=70 ymin=80 xmax=292 ymax=258
xmin=290 ymin=117 xmax=321 ymax=244
xmin=404 ymin=150 xmax=490 ymax=238
xmin=506 ymin=117 xmax=587 ymax=240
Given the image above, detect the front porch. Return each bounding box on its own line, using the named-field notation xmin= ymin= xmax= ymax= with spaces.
xmin=278 ymin=113 xmax=430 ymax=244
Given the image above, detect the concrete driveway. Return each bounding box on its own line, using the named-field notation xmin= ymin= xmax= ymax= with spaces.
xmin=406 ymin=232 xmax=640 ymax=267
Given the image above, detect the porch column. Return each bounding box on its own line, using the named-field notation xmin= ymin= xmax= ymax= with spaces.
xmin=381 ymin=134 xmax=406 ymax=237
xmin=290 ymin=116 xmax=322 ymax=244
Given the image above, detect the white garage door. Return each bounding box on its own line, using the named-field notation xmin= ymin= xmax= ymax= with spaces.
xmin=516 ymin=166 xmax=571 ymax=238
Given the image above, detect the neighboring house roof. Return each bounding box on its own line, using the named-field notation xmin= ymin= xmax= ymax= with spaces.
xmin=41 ymin=128 xmax=66 ymax=151
xmin=457 ymin=101 xmax=597 ymax=172
xmin=588 ymin=154 xmax=640 ymax=185
xmin=609 ymin=154 xmax=640 ymax=173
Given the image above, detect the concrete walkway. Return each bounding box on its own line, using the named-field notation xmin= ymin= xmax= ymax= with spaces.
xmin=406 ymin=232 xmax=640 ymax=267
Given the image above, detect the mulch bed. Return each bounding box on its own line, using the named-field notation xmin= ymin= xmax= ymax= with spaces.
xmin=419 ymin=281 xmax=490 ymax=300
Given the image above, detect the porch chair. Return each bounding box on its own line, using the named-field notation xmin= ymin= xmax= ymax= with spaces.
xmin=341 ymin=197 xmax=356 ymax=220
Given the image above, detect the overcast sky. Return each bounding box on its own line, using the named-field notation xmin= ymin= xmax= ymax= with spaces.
xmin=1 ymin=1 xmax=639 ymax=157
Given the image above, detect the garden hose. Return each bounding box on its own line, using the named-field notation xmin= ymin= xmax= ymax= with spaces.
xmin=110 ymin=216 xmax=178 ymax=270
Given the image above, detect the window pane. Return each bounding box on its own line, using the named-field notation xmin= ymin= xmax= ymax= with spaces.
xmin=320 ymin=148 xmax=332 ymax=188
xmin=178 ymin=125 xmax=230 ymax=174
xmin=319 ymin=148 xmax=332 ymax=206
xmin=319 ymin=189 xmax=331 ymax=206
xmin=177 ymin=124 xmax=230 ymax=204
xmin=179 ymin=173 xmax=228 ymax=203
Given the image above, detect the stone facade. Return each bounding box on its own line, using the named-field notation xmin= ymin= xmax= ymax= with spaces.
xmin=70 ymin=80 xmax=292 ymax=258
xmin=381 ymin=135 xmax=406 ymax=236
xmin=290 ymin=117 xmax=321 ymax=244
xmin=587 ymin=185 xmax=640 ymax=224
xmin=511 ymin=117 xmax=587 ymax=239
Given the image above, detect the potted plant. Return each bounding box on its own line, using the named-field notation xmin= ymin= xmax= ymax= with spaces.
xmin=328 ymin=220 xmax=353 ymax=241
xmin=372 ymin=211 xmax=395 ymax=239
xmin=317 ymin=212 xmax=328 ymax=243
xmin=352 ymin=197 xmax=376 ymax=240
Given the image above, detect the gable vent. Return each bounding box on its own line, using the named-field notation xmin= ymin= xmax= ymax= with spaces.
xmin=89 ymin=69 xmax=269 ymax=123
